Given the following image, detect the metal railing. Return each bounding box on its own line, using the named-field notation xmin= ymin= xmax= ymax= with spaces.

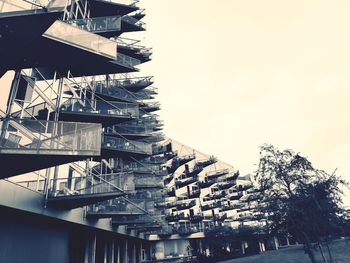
xmin=48 ymin=175 xmax=123 ymax=197
xmin=102 ymin=135 xmax=152 ymax=154
xmin=66 ymin=15 xmax=121 ymax=33
xmin=61 ymin=98 xmax=139 ymax=118
xmin=0 ymin=118 xmax=101 ymax=155
xmin=122 ymin=15 xmax=145 ymax=30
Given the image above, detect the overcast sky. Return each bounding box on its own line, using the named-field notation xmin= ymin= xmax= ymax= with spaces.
xmin=0 ymin=0 xmax=349 ymax=201
xmin=137 ymin=0 xmax=350 ymax=186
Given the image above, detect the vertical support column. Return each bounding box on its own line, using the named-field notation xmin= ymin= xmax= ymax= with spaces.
xmin=123 ymin=239 xmax=128 ymax=263
xmin=132 ymin=242 xmax=136 ymax=263
xmin=273 ymin=236 xmax=279 ymax=250
xmin=140 ymin=242 xmax=143 ymax=262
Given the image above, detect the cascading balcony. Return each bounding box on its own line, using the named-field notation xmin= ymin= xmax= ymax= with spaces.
xmin=152 ymin=140 xmax=172 ymax=155
xmin=175 ymin=176 xmax=197 ymax=189
xmin=134 ymin=174 xmax=164 ymax=189
xmin=32 ymin=21 xmax=141 ymax=80
xmin=0 ymin=118 xmax=101 ymax=178
xmin=116 ymin=37 xmax=152 ymax=62
xmin=206 ymin=168 xmax=229 ymax=181
xmin=65 ymin=15 xmax=122 ymax=38
xmin=194 ymin=156 xmax=217 ymax=169
xmin=47 ymin=175 xmax=126 ymax=209
xmin=140 ymin=101 xmax=161 ymax=113
xmin=176 ymin=200 xmax=196 ymax=211
xmin=86 ymin=197 xmax=149 ymax=219
xmin=59 ymin=98 xmax=139 ymax=126
xmin=100 ymin=135 xmax=153 ymax=160
xmin=93 ymin=79 xmax=156 ymax=103
xmin=198 ymin=177 xmax=216 ymax=188
xmin=121 ymin=15 xmax=145 ymax=33
xmin=167 ymin=153 xmax=196 ymax=173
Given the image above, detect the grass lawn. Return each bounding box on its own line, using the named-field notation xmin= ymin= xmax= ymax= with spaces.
xmin=218 ymin=239 xmax=350 ymax=263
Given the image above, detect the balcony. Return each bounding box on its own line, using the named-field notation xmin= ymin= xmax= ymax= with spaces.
xmin=66 ymin=16 xmax=122 ymax=38
xmin=176 ymin=200 xmax=196 ymax=210
xmin=198 ymin=178 xmax=215 ymax=188
xmin=0 ymin=4 xmax=63 ymax=76
xmin=217 ymin=181 xmax=235 ymax=190
xmin=86 ymin=197 xmax=149 ymax=219
xmin=175 ymin=176 xmax=197 ymax=189
xmin=134 ymin=175 xmax=164 ymax=189
xmin=194 ymin=156 xmax=217 ymax=169
xmin=167 ymin=154 xmax=196 ymax=173
xmin=117 ymin=37 xmax=152 ymax=62
xmin=201 ymin=202 xmax=220 ymax=211
xmin=152 ymin=141 xmax=172 ymax=155
xmin=121 ymin=15 xmax=145 ymax=33
xmin=47 ymin=176 xmax=125 ymax=209
xmin=206 ymin=169 xmax=229 ymax=181
xmin=0 ymin=119 xmax=101 ymax=178
xmin=101 ymin=136 xmax=152 ymax=160
xmin=94 ymin=80 xmax=155 ymax=103
xmin=140 ymin=102 xmax=161 ymax=113
xmin=59 ymin=98 xmax=139 ymax=126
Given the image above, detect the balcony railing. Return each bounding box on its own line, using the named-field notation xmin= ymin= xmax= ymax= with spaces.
xmin=48 ymin=175 xmax=123 ymax=197
xmin=94 ymin=82 xmax=154 ymax=102
xmin=43 ymin=20 xmax=117 ymax=59
xmin=61 ymin=98 xmax=139 ymax=118
xmin=66 ymin=16 xmax=121 ymax=33
xmin=122 ymin=15 xmax=145 ymax=30
xmin=0 ymin=118 xmax=101 ymax=155
xmin=206 ymin=168 xmax=229 ymax=180
xmin=102 ymin=136 xmax=152 ymax=154
xmin=116 ymin=53 xmax=141 ymax=68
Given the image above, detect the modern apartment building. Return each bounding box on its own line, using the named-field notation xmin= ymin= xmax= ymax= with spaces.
xmin=0 ymin=1 xmax=266 ymax=262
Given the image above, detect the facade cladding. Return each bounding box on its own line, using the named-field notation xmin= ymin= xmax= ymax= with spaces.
xmin=0 ymin=0 xmax=265 ymax=262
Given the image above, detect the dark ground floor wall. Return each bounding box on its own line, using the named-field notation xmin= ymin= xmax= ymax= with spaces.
xmin=0 ymin=207 xmax=148 ymax=263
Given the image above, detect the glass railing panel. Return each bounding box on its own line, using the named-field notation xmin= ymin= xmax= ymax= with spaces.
xmin=0 ymin=119 xmax=101 ymax=155
xmin=102 ymin=136 xmax=152 ymax=154
xmin=107 ymin=124 xmax=154 ymax=135
xmin=134 ymin=175 xmax=163 ymax=188
xmin=94 ymin=83 xmax=152 ymax=101
xmin=43 ymin=20 xmax=117 ymax=59
xmin=66 ymin=16 xmax=121 ymax=33
xmin=61 ymin=98 xmax=139 ymax=118
xmin=48 ymin=175 xmax=122 ymax=197
xmin=122 ymin=15 xmax=145 ymax=30
xmin=116 ymin=53 xmax=141 ymax=68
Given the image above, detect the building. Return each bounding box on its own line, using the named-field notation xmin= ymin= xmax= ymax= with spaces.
xmin=0 ymin=1 xmax=267 ymax=262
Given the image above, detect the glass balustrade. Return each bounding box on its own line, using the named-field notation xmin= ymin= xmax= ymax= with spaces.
xmin=48 ymin=175 xmax=122 ymax=197
xmin=43 ymin=20 xmax=117 ymax=59
xmin=66 ymin=16 xmax=121 ymax=33
xmin=106 ymin=125 xmax=155 ymax=135
xmin=0 ymin=119 xmax=101 ymax=155
xmin=60 ymin=98 xmax=139 ymax=118
xmin=122 ymin=15 xmax=145 ymax=30
xmin=102 ymin=136 xmax=152 ymax=154
xmin=94 ymin=82 xmax=153 ymax=101
xmin=116 ymin=53 xmax=141 ymax=68
xmin=94 ymin=76 xmax=153 ymax=91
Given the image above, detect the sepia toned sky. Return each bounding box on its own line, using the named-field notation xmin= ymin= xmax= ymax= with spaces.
xmin=138 ymin=0 xmax=350 ymax=187
xmin=0 ymin=0 xmax=349 ymax=201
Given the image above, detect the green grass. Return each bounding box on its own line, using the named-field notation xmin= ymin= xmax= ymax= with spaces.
xmin=219 ymin=239 xmax=350 ymax=263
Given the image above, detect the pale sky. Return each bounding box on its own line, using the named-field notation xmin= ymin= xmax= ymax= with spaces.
xmin=1 ymin=0 xmax=349 ymax=201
